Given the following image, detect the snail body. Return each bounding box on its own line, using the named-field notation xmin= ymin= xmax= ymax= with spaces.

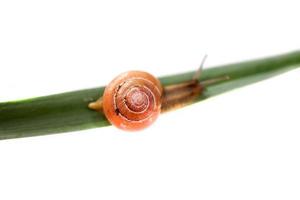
xmin=89 ymin=60 xmax=229 ymax=131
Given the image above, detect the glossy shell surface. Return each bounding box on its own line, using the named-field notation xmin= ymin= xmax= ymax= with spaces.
xmin=102 ymin=71 xmax=163 ymax=131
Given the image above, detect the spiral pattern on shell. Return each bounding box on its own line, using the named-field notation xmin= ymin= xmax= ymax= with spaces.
xmin=102 ymin=71 xmax=163 ymax=131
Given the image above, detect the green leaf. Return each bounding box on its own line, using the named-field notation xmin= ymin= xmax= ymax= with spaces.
xmin=0 ymin=51 xmax=300 ymax=140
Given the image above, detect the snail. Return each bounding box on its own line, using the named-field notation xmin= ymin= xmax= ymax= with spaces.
xmin=89 ymin=56 xmax=229 ymax=131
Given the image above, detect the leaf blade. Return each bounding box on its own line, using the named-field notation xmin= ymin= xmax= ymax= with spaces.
xmin=0 ymin=51 xmax=300 ymax=139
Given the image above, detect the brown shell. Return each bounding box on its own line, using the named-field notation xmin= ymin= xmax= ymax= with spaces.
xmin=102 ymin=71 xmax=163 ymax=131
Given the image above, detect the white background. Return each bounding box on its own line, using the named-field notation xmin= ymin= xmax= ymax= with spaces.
xmin=0 ymin=0 xmax=300 ymax=199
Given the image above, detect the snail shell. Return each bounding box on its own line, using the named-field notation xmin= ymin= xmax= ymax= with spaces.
xmin=102 ymin=71 xmax=163 ymax=131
